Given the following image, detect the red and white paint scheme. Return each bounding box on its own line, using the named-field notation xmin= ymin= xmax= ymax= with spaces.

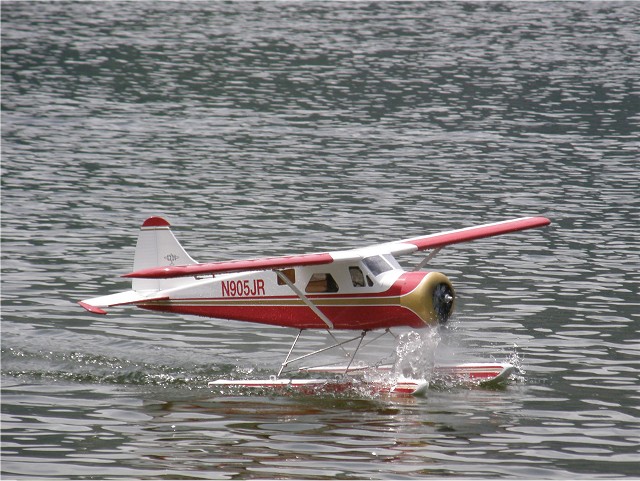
xmin=78 ymin=215 xmax=549 ymax=393
xmin=79 ymin=215 xmax=549 ymax=329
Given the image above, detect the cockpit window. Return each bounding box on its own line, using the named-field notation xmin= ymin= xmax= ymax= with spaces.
xmin=305 ymin=273 xmax=339 ymax=293
xmin=349 ymin=266 xmax=366 ymax=287
xmin=363 ymin=255 xmax=394 ymax=277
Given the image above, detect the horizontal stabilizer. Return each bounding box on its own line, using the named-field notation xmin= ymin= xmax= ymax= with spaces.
xmin=78 ymin=290 xmax=169 ymax=314
xmin=78 ymin=301 xmax=108 ymax=315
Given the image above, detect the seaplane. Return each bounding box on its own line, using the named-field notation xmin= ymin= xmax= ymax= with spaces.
xmin=78 ymin=215 xmax=550 ymax=396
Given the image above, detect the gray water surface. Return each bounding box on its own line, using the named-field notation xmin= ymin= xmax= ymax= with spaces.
xmin=2 ymin=2 xmax=639 ymax=479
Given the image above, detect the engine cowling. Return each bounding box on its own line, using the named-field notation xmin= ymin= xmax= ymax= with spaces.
xmin=400 ymin=271 xmax=455 ymax=326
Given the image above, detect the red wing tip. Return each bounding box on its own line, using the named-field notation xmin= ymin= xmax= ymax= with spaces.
xmin=530 ymin=216 xmax=551 ymax=226
xmin=78 ymin=301 xmax=108 ymax=315
xmin=142 ymin=216 xmax=170 ymax=228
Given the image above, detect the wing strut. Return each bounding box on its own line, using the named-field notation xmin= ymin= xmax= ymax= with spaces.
xmin=412 ymin=247 xmax=443 ymax=271
xmin=274 ymin=270 xmax=334 ymax=329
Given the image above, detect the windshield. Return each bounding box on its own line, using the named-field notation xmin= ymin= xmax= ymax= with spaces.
xmin=362 ymin=255 xmax=394 ymax=277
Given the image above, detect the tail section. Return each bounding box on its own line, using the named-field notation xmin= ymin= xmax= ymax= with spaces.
xmin=132 ymin=216 xmax=198 ymax=292
xmin=78 ymin=216 xmax=198 ymax=314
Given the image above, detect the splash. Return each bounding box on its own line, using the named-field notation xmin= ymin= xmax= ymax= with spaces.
xmin=504 ymin=343 xmax=526 ymax=382
xmin=392 ymin=328 xmax=441 ymax=381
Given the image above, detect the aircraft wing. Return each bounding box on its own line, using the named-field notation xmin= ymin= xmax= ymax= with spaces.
xmin=123 ymin=216 xmax=550 ymax=280
xmin=123 ymin=252 xmax=338 ymax=279
xmin=378 ymin=216 xmax=551 ymax=256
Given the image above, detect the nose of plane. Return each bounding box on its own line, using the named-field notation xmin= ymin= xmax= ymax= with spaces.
xmin=400 ymin=271 xmax=456 ymax=326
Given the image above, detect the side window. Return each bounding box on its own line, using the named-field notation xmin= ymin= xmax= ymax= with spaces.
xmin=305 ymin=273 xmax=339 ymax=293
xmin=276 ymin=269 xmax=296 ymax=285
xmin=349 ymin=266 xmax=366 ymax=287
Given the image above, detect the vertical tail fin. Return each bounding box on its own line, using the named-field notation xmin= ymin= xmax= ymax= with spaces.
xmin=132 ymin=217 xmax=198 ymax=291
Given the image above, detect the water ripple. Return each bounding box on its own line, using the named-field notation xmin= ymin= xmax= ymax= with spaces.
xmin=3 ymin=1 xmax=639 ymax=479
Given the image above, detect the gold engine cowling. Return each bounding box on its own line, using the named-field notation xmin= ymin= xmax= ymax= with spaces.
xmin=400 ymin=271 xmax=456 ymax=326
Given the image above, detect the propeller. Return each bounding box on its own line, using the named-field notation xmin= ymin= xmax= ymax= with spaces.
xmin=433 ymin=282 xmax=455 ymax=324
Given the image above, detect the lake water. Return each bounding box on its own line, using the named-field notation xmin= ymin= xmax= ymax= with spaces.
xmin=2 ymin=1 xmax=639 ymax=479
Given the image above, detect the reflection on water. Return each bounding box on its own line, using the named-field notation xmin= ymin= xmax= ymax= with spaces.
xmin=6 ymin=377 xmax=637 ymax=479
xmin=2 ymin=1 xmax=639 ymax=479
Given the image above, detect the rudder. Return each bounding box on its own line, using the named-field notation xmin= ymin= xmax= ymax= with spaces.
xmin=132 ymin=216 xmax=197 ymax=291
